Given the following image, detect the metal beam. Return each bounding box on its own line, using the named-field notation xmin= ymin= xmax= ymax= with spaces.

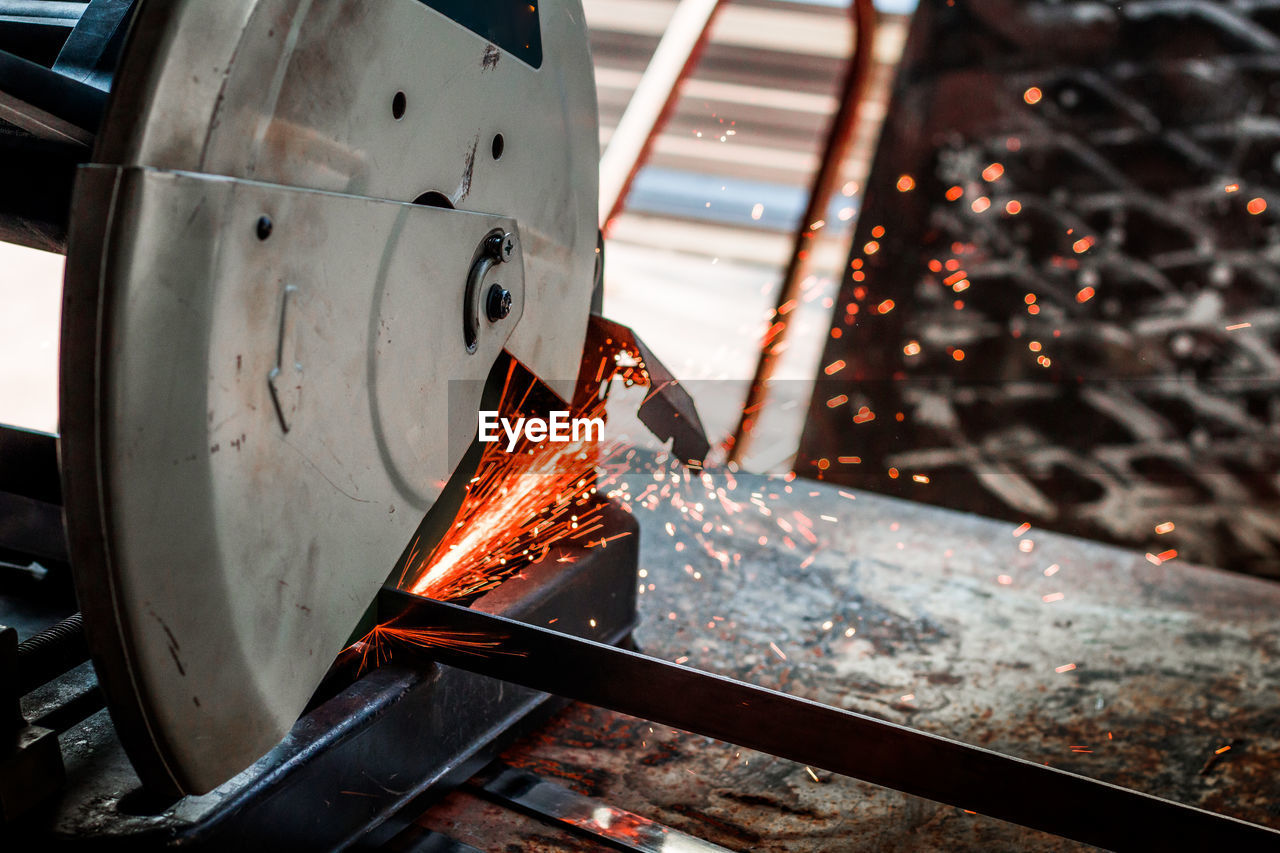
xmin=598 ymin=0 xmax=723 ymax=228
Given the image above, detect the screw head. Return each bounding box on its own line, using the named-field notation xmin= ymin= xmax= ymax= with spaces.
xmin=256 ymin=215 xmax=273 ymax=240
xmin=486 ymin=284 xmax=513 ymax=321
xmin=487 ymin=231 xmax=516 ymax=262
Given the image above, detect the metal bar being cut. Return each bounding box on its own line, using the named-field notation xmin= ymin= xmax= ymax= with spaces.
xmin=377 ymin=588 xmax=1280 ymax=852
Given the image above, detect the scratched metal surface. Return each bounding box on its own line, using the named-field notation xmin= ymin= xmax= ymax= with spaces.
xmin=414 ymin=468 xmax=1280 ymax=850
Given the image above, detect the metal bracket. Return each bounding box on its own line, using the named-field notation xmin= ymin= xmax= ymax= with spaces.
xmin=464 ymin=230 xmax=518 ymax=353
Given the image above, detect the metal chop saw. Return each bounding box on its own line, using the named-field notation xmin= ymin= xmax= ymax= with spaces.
xmin=57 ymin=0 xmax=608 ymax=799
xmin=4 ymin=0 xmax=697 ymax=841
xmin=2 ymin=1 xmax=1280 ymax=850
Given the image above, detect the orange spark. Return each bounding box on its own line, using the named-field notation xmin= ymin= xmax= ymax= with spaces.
xmin=354 ymin=623 xmax=518 ymax=673
xmin=397 ymin=356 xmax=639 ymax=602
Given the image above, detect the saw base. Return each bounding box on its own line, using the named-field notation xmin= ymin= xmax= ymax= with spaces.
xmin=6 ymin=499 xmax=637 ymax=850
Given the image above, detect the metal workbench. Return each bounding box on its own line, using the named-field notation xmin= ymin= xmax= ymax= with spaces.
xmin=415 ymin=468 xmax=1280 ymax=850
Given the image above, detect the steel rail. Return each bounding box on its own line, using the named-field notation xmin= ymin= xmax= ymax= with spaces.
xmin=726 ymin=0 xmax=876 ymax=464
xmin=598 ymin=0 xmax=724 ymax=231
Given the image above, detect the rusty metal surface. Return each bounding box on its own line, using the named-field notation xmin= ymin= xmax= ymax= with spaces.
xmin=796 ymin=0 xmax=1280 ymax=579
xmin=413 ymin=466 xmax=1280 ymax=849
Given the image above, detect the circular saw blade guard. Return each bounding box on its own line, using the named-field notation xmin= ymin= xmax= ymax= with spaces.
xmin=59 ymin=0 xmax=599 ymax=794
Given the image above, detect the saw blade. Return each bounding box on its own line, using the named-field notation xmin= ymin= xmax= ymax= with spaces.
xmin=377 ymin=589 xmax=1280 ymax=852
xmin=60 ymin=0 xmax=599 ymax=794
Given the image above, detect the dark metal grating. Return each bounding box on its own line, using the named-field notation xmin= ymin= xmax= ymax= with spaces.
xmin=798 ymin=0 xmax=1280 ymax=577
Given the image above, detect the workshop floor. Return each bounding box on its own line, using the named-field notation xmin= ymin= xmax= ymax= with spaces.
xmin=416 ymin=463 xmax=1280 ymax=850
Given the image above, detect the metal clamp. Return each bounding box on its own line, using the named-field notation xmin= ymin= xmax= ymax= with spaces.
xmin=1 ymin=624 xmax=66 ymax=824
xmin=463 ymin=230 xmax=517 ymax=353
